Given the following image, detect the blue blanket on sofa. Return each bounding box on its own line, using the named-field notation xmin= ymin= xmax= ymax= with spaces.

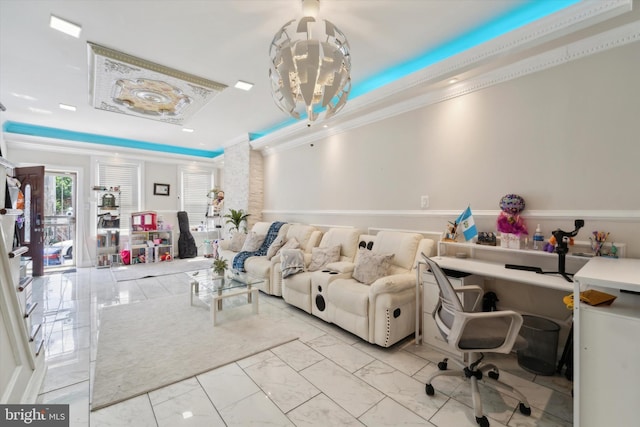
xmin=232 ymin=221 xmax=286 ymax=272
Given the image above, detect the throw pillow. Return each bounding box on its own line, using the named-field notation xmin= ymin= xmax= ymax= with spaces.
xmin=307 ymin=245 xmax=341 ymax=272
xmin=241 ymin=232 xmax=265 ymax=252
xmin=352 ymin=249 xmax=394 ymax=285
xmin=276 ymin=237 xmax=300 ymax=256
xmin=266 ymin=234 xmax=286 ymax=260
xmin=281 ymin=248 xmax=305 ymax=278
xmin=229 ymin=232 xmax=247 ymax=252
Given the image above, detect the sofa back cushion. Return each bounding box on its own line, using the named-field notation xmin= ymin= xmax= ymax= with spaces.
xmin=250 ymin=222 xmax=274 ymax=235
xmin=319 ymin=228 xmax=361 ymax=262
xmin=286 ymin=224 xmax=321 ymax=253
xmin=372 ymin=231 xmax=422 ymax=273
xmin=412 ymin=238 xmax=437 ymax=269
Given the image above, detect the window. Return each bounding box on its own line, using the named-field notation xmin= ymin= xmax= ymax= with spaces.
xmin=179 ymin=166 xmax=213 ymax=229
xmin=96 ymin=159 xmax=141 ymax=233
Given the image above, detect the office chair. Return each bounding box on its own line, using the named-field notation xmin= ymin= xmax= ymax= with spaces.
xmin=421 ymin=254 xmax=531 ymax=427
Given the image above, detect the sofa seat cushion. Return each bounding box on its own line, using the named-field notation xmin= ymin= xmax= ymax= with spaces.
xmin=243 ymin=256 xmax=271 ymax=280
xmin=327 ymin=279 xmax=370 ymax=317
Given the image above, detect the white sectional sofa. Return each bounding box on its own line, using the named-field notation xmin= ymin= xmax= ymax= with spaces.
xmin=284 ymin=230 xmax=437 ymax=347
xmin=218 ymin=221 xmax=322 ymax=296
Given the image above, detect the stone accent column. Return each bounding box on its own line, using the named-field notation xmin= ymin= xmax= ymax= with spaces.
xmin=222 ymin=139 xmax=263 ymax=235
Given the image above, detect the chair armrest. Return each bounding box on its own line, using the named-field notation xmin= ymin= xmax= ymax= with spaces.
xmin=454 ymin=285 xmax=484 ymax=312
xmin=369 ymin=273 xmax=415 ymax=295
xmin=449 ymin=310 xmax=523 ymax=354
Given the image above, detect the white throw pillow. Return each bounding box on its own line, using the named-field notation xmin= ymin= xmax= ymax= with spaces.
xmin=352 ymin=249 xmax=394 ymax=285
xmin=229 ymin=232 xmax=247 ymax=252
xmin=281 ymin=248 xmax=305 ymax=278
xmin=241 ymin=232 xmax=265 ymax=252
xmin=307 ymin=245 xmax=341 ymax=272
xmin=276 ymin=237 xmax=300 ymax=256
xmin=266 ymin=234 xmax=286 ymax=260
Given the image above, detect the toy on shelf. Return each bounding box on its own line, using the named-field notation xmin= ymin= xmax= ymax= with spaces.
xmin=496 ymin=194 xmax=528 ymax=239
xmin=590 ymin=231 xmax=610 ymax=256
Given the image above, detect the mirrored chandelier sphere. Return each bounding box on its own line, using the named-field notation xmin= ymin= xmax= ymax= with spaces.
xmin=269 ymin=4 xmax=351 ymax=125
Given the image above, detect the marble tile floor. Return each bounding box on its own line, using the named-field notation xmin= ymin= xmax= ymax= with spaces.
xmin=32 ymin=267 xmax=574 ymax=427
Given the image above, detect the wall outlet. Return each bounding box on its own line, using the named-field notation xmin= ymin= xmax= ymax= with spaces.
xmin=421 ymin=195 xmax=429 ymax=209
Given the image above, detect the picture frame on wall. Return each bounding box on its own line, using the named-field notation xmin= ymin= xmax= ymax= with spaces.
xmin=154 ymin=183 xmax=170 ymax=196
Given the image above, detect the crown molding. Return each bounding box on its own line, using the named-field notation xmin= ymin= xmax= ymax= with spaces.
xmin=4 ymin=134 xmax=218 ymax=166
xmin=255 ymin=0 xmax=637 ymax=155
xmin=263 ymin=209 xmax=640 ymax=221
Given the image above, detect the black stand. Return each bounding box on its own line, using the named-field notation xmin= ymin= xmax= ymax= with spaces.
xmin=538 ymin=219 xmax=584 ymax=283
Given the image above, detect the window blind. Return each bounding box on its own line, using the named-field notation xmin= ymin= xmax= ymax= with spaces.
xmin=181 ymin=169 xmax=213 ymax=228
xmin=97 ymin=162 xmax=140 ymax=232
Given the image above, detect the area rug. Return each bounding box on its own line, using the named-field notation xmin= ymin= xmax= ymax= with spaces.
xmin=111 ymin=258 xmax=213 ymax=282
xmin=91 ymin=294 xmax=299 ymax=411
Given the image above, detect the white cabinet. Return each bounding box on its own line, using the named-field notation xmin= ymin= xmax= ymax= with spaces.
xmin=421 ymin=270 xmax=483 ymax=356
xmin=573 ymin=257 xmax=640 ymax=427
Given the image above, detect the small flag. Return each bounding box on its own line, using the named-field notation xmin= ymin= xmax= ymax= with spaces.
xmin=456 ymin=206 xmax=478 ymax=241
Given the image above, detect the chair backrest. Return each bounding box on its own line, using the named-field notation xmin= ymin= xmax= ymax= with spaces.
xmin=421 ymin=254 xmax=463 ymax=338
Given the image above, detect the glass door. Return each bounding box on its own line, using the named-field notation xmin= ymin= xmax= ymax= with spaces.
xmin=44 ymin=171 xmax=76 ymax=270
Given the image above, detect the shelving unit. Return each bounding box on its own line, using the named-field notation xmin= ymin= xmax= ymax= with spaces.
xmin=1 ymin=156 xmax=46 ymax=403
xmin=95 ymin=188 xmax=121 ymax=268
xmin=129 ymin=211 xmax=173 ymax=264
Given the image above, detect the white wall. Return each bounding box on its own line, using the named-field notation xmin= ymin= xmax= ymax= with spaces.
xmin=262 ymin=41 xmax=640 ymax=257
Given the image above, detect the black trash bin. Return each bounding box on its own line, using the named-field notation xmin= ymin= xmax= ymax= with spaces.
xmin=517 ymin=315 xmax=560 ymax=375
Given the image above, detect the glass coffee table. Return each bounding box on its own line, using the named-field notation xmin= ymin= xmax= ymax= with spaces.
xmin=187 ymin=269 xmax=263 ymax=325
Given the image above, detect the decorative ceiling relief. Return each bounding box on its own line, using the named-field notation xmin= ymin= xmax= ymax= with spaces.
xmin=88 ymin=42 xmax=227 ymax=125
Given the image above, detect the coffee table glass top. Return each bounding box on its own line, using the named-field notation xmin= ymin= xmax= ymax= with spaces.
xmin=187 ymin=268 xmax=264 ymax=306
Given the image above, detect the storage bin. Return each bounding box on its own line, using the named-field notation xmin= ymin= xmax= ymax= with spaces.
xmin=517 ymin=315 xmax=560 ymax=375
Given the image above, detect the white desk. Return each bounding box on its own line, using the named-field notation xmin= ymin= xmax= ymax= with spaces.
xmin=573 ymin=257 xmax=640 ymax=427
xmin=430 ymin=256 xmax=574 ymax=292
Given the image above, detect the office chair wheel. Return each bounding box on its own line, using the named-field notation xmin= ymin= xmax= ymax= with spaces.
xmin=519 ymin=402 xmax=531 ymax=416
xmin=476 ymin=415 xmax=490 ymax=427
xmin=425 ymin=383 xmax=435 ymax=396
xmin=488 ymin=370 xmax=499 ymax=380
xmin=437 ymin=359 xmax=448 ymax=370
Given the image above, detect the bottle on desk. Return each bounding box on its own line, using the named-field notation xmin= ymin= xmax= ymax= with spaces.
xmin=532 ymin=224 xmax=544 ymax=250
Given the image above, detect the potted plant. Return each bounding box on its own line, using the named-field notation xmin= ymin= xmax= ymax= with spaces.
xmin=224 ymin=209 xmax=250 ymax=233
xmin=212 ymin=256 xmax=228 ymax=277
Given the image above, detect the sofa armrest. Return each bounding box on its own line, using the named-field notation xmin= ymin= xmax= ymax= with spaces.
xmin=325 ymin=261 xmax=355 ymax=274
xmin=369 ymin=273 xmax=416 ymax=296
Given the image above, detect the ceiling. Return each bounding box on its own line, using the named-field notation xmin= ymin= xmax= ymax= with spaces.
xmin=0 ymin=0 xmax=636 ymax=160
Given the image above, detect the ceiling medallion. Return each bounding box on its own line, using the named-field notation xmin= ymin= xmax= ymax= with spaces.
xmin=269 ymin=0 xmax=351 ymax=125
xmin=88 ymin=42 xmax=227 ymax=125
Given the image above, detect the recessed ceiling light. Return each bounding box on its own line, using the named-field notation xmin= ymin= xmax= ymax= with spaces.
xmin=234 ymin=80 xmax=254 ymax=91
xmin=182 ymin=128 xmax=194 ymax=133
xmin=12 ymin=92 xmax=37 ymax=101
xmin=28 ymin=107 xmax=52 ymax=115
xmin=59 ymin=103 xmax=76 ymax=111
xmin=448 ymin=78 xmax=458 ymax=84
xmin=50 ymin=15 xmax=82 ymax=38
